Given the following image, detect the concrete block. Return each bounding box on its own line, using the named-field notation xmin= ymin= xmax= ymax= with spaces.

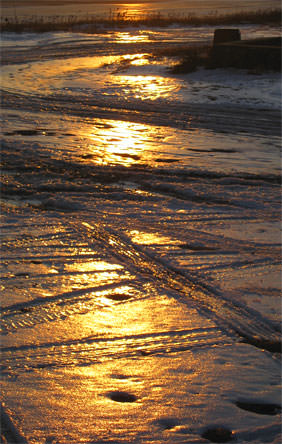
xmin=213 ymin=29 xmax=241 ymax=45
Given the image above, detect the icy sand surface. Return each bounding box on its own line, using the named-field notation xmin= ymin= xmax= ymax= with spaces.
xmin=1 ymin=27 xmax=281 ymax=443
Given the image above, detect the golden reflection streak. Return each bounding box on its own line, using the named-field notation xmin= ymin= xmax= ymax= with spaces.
xmin=116 ymin=75 xmax=178 ymax=100
xmin=66 ymin=53 xmax=179 ymax=166
xmin=86 ymin=120 xmax=156 ymax=167
xmin=115 ymin=32 xmax=149 ymax=43
xmin=63 ymin=260 xmax=132 ymax=290
xmin=130 ymin=230 xmax=181 ymax=245
xmin=65 ymin=261 xmax=124 ymax=272
xmin=68 ymin=271 xmax=129 ymax=287
xmin=119 ymin=53 xmax=149 ymax=66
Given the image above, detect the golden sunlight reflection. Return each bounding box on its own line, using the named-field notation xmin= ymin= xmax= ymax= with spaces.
xmin=65 ymin=261 xmax=124 ymax=273
xmin=69 ymin=270 xmax=130 ymax=288
xmin=78 ymin=290 xmax=184 ymax=338
xmin=2 ymin=51 xmax=180 ymax=113
xmin=116 ymin=75 xmax=179 ymax=100
xmin=85 ymin=120 xmax=156 ymax=166
xmin=63 ymin=260 xmax=131 ymax=289
xmin=115 ymin=32 xmax=150 ymax=43
xmin=1 ymin=56 xmax=120 ymax=95
xmin=129 ymin=230 xmax=181 ymax=245
xmin=121 ymin=54 xmax=149 ymax=66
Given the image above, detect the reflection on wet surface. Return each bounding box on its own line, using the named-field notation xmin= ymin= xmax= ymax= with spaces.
xmin=1 ymin=39 xmax=280 ymax=174
xmin=3 ymin=53 xmax=179 ymax=102
xmin=1 ymin=26 xmax=281 ymax=444
xmin=1 ymin=107 xmax=280 ymax=175
xmin=114 ymin=32 xmax=151 ymax=43
xmin=85 ymin=120 xmax=154 ymax=166
xmin=130 ymin=230 xmax=181 ymax=246
xmin=64 ymin=260 xmax=124 ymax=272
xmin=117 ymin=74 xmax=179 ymax=100
xmin=1 ymin=55 xmax=120 ymax=95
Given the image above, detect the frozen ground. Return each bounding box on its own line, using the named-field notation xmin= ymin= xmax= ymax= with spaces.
xmin=0 ymin=25 xmax=281 ymax=444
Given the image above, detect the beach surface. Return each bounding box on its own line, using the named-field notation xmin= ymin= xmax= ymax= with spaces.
xmin=1 ymin=9 xmax=281 ymax=444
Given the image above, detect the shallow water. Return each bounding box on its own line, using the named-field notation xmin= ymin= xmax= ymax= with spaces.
xmin=1 ymin=25 xmax=281 ymax=444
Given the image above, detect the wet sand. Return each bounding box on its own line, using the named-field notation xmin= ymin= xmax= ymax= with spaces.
xmin=1 ymin=9 xmax=281 ymax=444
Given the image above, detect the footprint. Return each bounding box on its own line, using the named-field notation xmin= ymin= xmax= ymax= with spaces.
xmin=153 ymin=417 xmax=180 ymax=430
xmin=106 ymin=293 xmax=133 ymax=301
xmin=235 ymin=400 xmax=281 ymax=415
xmin=154 ymin=158 xmax=179 ymax=163
xmin=201 ymin=426 xmax=233 ymax=443
xmin=106 ymin=390 xmax=137 ymax=403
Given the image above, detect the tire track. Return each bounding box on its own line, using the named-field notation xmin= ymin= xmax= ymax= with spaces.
xmin=78 ymin=221 xmax=281 ymax=353
xmin=1 ymin=280 xmax=136 ymax=334
xmin=1 ymin=216 xmax=280 ymax=353
xmin=1 ymin=327 xmax=231 ymax=372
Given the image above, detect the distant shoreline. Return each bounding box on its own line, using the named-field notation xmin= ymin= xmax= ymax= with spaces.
xmin=1 ymin=0 xmax=156 ymax=5
xmin=2 ymin=0 xmax=280 ymax=20
xmin=1 ymin=7 xmax=280 ymax=34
